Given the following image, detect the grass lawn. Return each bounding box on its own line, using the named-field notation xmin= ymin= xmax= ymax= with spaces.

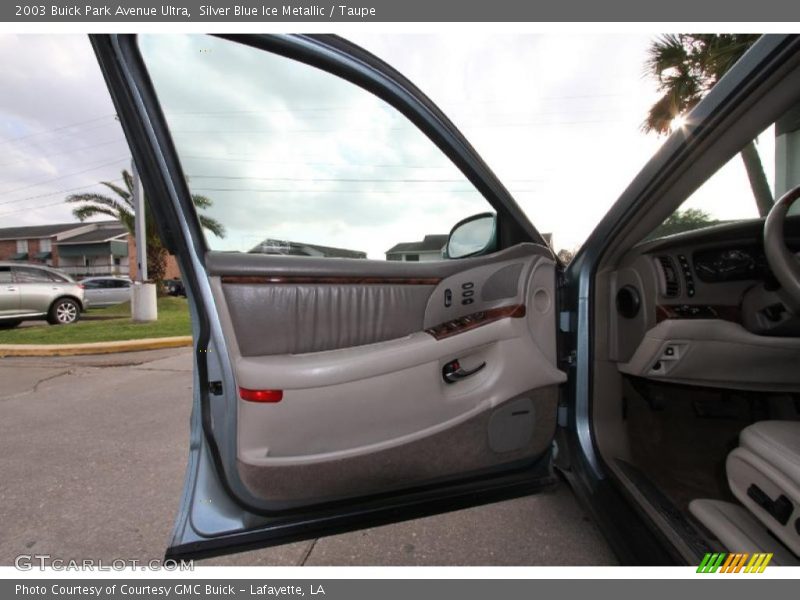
xmin=0 ymin=297 xmax=192 ymax=345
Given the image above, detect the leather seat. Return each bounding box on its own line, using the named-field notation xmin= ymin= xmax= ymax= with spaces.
xmin=726 ymin=421 xmax=800 ymax=556
xmin=689 ymin=499 xmax=798 ymax=565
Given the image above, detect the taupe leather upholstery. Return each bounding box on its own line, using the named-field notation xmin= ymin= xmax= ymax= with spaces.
xmin=689 ymin=499 xmax=799 ymax=565
xmin=739 ymin=421 xmax=800 ymax=485
xmin=690 ymin=422 xmax=800 ymax=559
xmin=206 ymin=245 xmax=565 ymax=508
xmin=222 ymin=283 xmax=433 ymax=356
xmin=727 ymin=421 xmax=800 ymax=556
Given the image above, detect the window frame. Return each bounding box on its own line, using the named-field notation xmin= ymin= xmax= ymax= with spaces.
xmin=13 ymin=266 xmax=55 ymax=283
xmin=130 ymin=34 xmax=548 ymax=263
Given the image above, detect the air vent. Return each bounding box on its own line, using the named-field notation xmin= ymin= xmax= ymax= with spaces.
xmin=656 ymin=256 xmax=680 ymax=298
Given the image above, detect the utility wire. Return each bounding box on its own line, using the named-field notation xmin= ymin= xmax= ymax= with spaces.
xmin=0 ymin=198 xmax=77 ymax=217
xmin=0 ymin=119 xmax=122 ymax=151
xmin=180 ymin=154 xmax=467 ymax=169
xmin=0 ymin=138 xmax=128 ymax=168
xmin=0 ymin=157 xmax=129 ymax=196
xmin=169 ymin=118 xmax=624 ymax=136
xmin=0 ymin=179 xmax=124 ymax=209
xmin=0 ymin=114 xmax=116 ymax=146
xmin=162 ymin=93 xmax=625 ymax=116
xmin=190 ymin=186 xmax=537 ymax=194
xmin=185 ymin=174 xmax=541 ymax=184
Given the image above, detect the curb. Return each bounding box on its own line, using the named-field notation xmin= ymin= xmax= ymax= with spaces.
xmin=0 ymin=336 xmax=193 ymax=357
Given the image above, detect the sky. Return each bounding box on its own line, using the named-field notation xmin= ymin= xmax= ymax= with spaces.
xmin=0 ymin=33 xmax=771 ymax=258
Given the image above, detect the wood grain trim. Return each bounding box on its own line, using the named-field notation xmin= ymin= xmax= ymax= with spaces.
xmin=425 ymin=304 xmax=526 ymax=340
xmin=656 ymin=304 xmax=742 ymax=324
xmin=221 ymin=275 xmax=442 ymax=285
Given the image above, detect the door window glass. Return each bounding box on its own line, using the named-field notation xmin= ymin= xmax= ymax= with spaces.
xmin=14 ymin=267 xmax=52 ymax=283
xmin=649 ymin=106 xmax=800 ymax=239
xmin=139 ymin=35 xmax=495 ymax=261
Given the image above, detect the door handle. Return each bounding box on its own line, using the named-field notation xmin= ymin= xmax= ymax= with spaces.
xmin=6 ymin=286 xmax=17 ymax=291
xmin=442 ymin=359 xmax=486 ymax=384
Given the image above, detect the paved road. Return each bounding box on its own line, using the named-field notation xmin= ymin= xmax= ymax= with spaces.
xmin=0 ymin=348 xmax=616 ymax=566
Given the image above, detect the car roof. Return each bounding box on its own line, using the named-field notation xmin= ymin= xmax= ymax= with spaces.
xmin=0 ymin=261 xmax=76 ymax=280
xmin=0 ymin=260 xmax=67 ymax=272
xmin=0 ymin=260 xmax=53 ymax=268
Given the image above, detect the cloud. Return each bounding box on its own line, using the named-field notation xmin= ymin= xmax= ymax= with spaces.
xmin=0 ymin=33 xmax=767 ymax=256
xmin=139 ymin=33 xmax=488 ymax=258
xmin=0 ymin=34 xmax=129 ymax=226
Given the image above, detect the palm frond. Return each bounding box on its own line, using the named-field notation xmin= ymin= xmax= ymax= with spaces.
xmin=190 ymin=194 xmax=213 ymax=209
xmin=100 ymin=181 xmax=134 ymax=208
xmin=198 ymin=214 xmax=226 ymax=238
xmin=645 ymin=34 xmax=688 ymax=82
xmin=66 ymin=168 xmax=225 ymax=250
xmin=66 ymin=192 xmax=132 ymax=217
xmin=122 ymin=169 xmax=135 ymax=195
xmin=643 ymin=33 xmax=757 ymax=135
xmin=642 ymin=94 xmax=677 ymax=134
xmin=71 ymin=205 xmax=119 ymax=222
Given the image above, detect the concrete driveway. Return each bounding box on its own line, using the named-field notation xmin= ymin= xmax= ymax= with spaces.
xmin=0 ymin=348 xmax=616 ymax=566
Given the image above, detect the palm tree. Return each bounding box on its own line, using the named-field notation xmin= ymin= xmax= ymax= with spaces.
xmin=66 ymin=169 xmax=225 ymax=286
xmin=643 ymin=34 xmax=774 ymax=217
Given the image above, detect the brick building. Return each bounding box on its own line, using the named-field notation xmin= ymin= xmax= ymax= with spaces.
xmin=0 ymin=220 xmax=179 ymax=280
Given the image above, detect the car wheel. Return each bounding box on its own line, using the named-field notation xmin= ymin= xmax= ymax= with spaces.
xmin=0 ymin=319 xmax=22 ymax=329
xmin=48 ymin=298 xmax=80 ymax=325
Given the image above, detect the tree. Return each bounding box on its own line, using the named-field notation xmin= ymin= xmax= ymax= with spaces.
xmin=557 ymin=248 xmax=575 ymax=264
xmin=650 ymin=208 xmax=717 ymax=239
xmin=67 ymin=169 xmax=224 ymax=287
xmin=643 ymin=34 xmax=774 ymax=217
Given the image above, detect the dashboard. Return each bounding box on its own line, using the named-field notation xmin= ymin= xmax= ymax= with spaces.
xmin=608 ymin=215 xmax=800 ymax=391
xmin=692 ymin=245 xmax=772 ymax=283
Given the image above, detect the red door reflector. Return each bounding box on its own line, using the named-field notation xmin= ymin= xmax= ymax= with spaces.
xmin=239 ymin=387 xmax=283 ymax=402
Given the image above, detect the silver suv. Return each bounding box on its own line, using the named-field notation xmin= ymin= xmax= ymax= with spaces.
xmin=0 ymin=262 xmax=86 ymax=328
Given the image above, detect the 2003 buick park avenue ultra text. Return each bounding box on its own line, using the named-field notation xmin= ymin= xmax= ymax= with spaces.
xmin=92 ymin=33 xmax=800 ymax=564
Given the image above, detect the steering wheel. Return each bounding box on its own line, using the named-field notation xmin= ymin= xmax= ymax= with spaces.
xmin=764 ymin=185 xmax=800 ymax=310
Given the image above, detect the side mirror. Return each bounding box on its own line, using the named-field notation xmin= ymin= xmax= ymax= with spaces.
xmin=445 ymin=213 xmax=497 ymax=259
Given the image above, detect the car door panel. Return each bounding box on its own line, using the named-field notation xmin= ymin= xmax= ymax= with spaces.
xmin=0 ymin=267 xmax=20 ymax=315
xmin=91 ymin=33 xmax=564 ymax=557
xmin=205 ymin=244 xmax=564 ymax=507
xmin=14 ymin=268 xmax=57 ymax=314
xmin=110 ymin=280 xmax=132 ymax=304
xmin=220 ymin=281 xmax=434 ymax=356
xmin=237 ymin=388 xmax=557 ymax=506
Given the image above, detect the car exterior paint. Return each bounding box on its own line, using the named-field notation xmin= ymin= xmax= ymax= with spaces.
xmin=0 ymin=261 xmax=86 ymax=324
xmin=81 ymin=276 xmax=133 ymax=308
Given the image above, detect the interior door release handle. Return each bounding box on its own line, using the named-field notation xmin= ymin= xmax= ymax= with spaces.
xmin=442 ymin=359 xmax=486 ymax=384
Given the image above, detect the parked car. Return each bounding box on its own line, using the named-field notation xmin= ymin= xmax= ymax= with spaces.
xmin=93 ymin=33 xmax=800 ymax=564
xmin=80 ymin=276 xmax=133 ymax=308
xmin=0 ymin=261 xmax=86 ymax=327
xmin=164 ymin=278 xmax=186 ymax=297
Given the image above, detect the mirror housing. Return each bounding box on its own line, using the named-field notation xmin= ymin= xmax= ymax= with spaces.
xmin=445 ymin=213 xmax=497 ymax=259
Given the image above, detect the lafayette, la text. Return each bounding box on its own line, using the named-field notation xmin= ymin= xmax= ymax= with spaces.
xmin=17 ymin=584 xmax=324 ymax=597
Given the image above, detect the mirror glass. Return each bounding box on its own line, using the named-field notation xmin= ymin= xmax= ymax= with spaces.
xmin=447 ymin=214 xmax=495 ymax=259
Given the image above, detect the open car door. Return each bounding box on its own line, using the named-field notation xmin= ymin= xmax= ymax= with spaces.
xmin=90 ymin=34 xmax=567 ymax=560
